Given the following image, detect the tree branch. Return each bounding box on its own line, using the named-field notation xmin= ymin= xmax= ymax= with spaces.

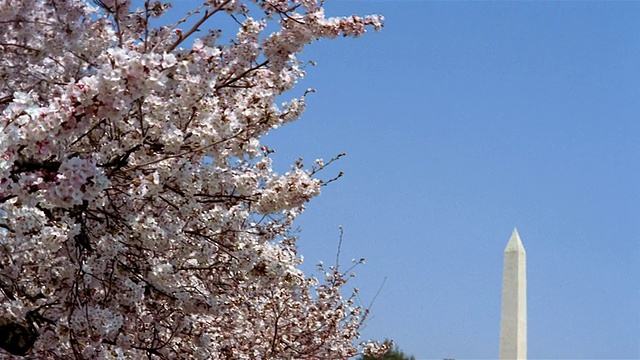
xmin=166 ymin=0 xmax=233 ymax=52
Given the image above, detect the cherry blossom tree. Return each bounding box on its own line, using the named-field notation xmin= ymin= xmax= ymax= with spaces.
xmin=0 ymin=0 xmax=387 ymax=358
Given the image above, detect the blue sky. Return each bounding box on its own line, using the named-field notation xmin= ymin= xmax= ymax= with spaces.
xmin=263 ymin=1 xmax=639 ymax=359
xmin=162 ymin=1 xmax=638 ymax=358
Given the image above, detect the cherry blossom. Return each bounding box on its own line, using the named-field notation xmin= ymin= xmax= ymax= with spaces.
xmin=0 ymin=0 xmax=388 ymax=358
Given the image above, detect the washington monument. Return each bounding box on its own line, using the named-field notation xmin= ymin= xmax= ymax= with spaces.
xmin=499 ymin=228 xmax=527 ymax=360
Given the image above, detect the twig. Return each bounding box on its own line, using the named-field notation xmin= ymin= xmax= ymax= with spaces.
xmin=0 ymin=95 xmax=13 ymax=105
xmin=215 ymin=60 xmax=269 ymax=90
xmin=166 ymin=0 xmax=233 ymax=52
xmin=121 ymin=129 xmax=244 ymax=173
xmin=367 ymin=276 xmax=386 ymax=311
xmin=335 ymin=225 xmax=344 ymax=269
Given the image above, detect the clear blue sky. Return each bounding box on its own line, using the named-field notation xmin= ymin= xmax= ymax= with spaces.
xmin=163 ymin=1 xmax=639 ymax=358
xmin=263 ymin=1 xmax=639 ymax=359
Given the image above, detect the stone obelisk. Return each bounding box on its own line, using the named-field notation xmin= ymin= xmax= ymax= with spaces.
xmin=499 ymin=228 xmax=527 ymax=360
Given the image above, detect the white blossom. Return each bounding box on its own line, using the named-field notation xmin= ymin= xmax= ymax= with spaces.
xmin=0 ymin=0 xmax=386 ymax=358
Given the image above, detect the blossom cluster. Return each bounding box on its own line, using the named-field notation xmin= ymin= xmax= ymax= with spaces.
xmin=0 ymin=0 xmax=385 ymax=358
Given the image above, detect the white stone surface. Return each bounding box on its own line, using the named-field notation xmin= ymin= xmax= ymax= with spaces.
xmin=499 ymin=228 xmax=527 ymax=360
